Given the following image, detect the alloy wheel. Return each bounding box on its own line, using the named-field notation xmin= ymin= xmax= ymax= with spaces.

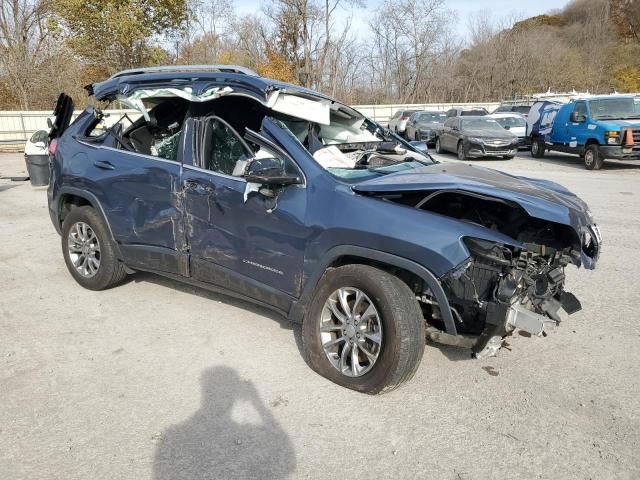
xmin=585 ymin=150 xmax=594 ymax=167
xmin=67 ymin=221 xmax=101 ymax=278
xmin=320 ymin=287 xmax=383 ymax=377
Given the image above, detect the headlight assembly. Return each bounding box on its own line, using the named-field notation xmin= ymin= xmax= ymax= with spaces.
xmin=605 ymin=131 xmax=621 ymax=145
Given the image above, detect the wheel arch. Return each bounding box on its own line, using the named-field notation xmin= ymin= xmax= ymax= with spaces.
xmin=577 ymin=138 xmax=599 ymax=156
xmin=56 ymin=187 xmax=121 ymax=258
xmin=289 ymin=246 xmax=457 ymax=335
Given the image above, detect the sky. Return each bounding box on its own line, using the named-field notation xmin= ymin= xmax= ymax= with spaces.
xmin=233 ymin=0 xmax=573 ymax=41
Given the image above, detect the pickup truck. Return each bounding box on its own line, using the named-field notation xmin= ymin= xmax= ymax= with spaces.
xmin=527 ymin=94 xmax=640 ymax=169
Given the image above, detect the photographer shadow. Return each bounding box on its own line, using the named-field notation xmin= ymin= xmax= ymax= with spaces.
xmin=153 ymin=366 xmax=296 ymax=480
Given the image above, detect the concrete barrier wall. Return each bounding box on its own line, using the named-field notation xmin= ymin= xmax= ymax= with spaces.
xmin=0 ymin=102 xmax=501 ymax=146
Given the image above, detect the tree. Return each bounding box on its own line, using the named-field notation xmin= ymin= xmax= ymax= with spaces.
xmin=0 ymin=0 xmax=51 ymax=109
xmin=53 ymin=0 xmax=187 ymax=74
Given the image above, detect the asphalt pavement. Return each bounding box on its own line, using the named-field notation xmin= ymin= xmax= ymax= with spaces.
xmin=1 ymin=150 xmax=639 ymax=480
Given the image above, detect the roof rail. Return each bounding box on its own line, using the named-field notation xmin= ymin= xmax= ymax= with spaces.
xmin=109 ymin=64 xmax=259 ymax=80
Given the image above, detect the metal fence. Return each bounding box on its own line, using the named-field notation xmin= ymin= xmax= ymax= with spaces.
xmin=0 ymin=102 xmax=500 ymax=146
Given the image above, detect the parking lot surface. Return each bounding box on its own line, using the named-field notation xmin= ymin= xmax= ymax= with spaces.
xmin=1 ymin=150 xmax=639 ymax=479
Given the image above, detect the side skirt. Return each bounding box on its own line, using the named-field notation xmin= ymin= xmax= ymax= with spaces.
xmin=128 ymin=265 xmax=293 ymax=320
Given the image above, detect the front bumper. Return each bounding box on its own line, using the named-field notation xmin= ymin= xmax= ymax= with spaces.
xmin=517 ymin=136 xmax=528 ymax=149
xmin=417 ymin=131 xmax=436 ymax=143
xmin=600 ymin=145 xmax=640 ymax=160
xmin=467 ymin=140 xmax=518 ymax=158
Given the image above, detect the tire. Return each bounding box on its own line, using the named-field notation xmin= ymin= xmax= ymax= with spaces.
xmin=457 ymin=141 xmax=467 ymax=160
xmin=435 ymin=137 xmax=443 ymax=154
xmin=504 ymin=155 xmax=514 ymax=160
xmin=531 ymin=137 xmax=545 ymax=158
xmin=61 ymin=205 xmax=128 ymax=290
xmin=584 ymin=144 xmax=604 ymax=170
xmin=302 ymin=265 xmax=425 ymax=395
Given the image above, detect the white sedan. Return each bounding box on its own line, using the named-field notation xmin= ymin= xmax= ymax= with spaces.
xmin=488 ymin=113 xmax=528 ymax=149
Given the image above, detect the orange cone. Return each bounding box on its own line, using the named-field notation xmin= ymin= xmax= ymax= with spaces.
xmin=624 ymin=129 xmax=635 ymax=146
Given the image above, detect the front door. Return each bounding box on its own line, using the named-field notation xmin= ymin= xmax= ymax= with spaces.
xmin=181 ymin=116 xmax=308 ymax=308
xmin=567 ymin=101 xmax=589 ymax=149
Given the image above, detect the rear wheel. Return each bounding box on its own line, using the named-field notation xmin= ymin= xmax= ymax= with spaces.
xmin=302 ymin=265 xmax=425 ymax=394
xmin=531 ymin=137 xmax=545 ymax=158
xmin=457 ymin=141 xmax=467 ymax=160
xmin=584 ymin=144 xmax=604 ymax=170
xmin=61 ymin=206 xmax=128 ymax=290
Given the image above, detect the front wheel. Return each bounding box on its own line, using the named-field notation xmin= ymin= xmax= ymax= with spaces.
xmin=457 ymin=141 xmax=467 ymax=160
xmin=302 ymin=265 xmax=425 ymax=394
xmin=584 ymin=144 xmax=604 ymax=170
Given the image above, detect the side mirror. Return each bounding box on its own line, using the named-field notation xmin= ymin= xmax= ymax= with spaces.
xmin=245 ymin=157 xmax=301 ymax=186
xmin=504 ymin=125 xmax=511 ymax=130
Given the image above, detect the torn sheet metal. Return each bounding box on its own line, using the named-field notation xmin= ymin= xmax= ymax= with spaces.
xmin=117 ymin=87 xmax=233 ymax=121
xmin=266 ymin=91 xmax=331 ymax=125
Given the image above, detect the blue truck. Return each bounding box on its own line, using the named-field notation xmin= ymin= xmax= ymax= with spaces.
xmin=527 ymin=94 xmax=640 ymax=169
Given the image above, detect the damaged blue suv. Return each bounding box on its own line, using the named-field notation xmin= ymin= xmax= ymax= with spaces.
xmin=47 ymin=65 xmax=601 ymax=394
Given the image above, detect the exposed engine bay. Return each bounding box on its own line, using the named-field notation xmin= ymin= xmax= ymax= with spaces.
xmin=373 ymin=188 xmax=599 ymax=358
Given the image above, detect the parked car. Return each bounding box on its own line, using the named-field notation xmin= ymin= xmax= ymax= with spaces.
xmin=489 ymin=113 xmax=528 ymax=149
xmin=528 ymin=94 xmax=640 ymax=170
xmin=24 ymin=129 xmax=50 ymax=186
xmin=388 ymin=109 xmax=421 ymax=134
xmin=445 ymin=106 xmax=489 ymax=118
xmin=435 ymin=116 xmax=519 ymax=159
xmin=404 ymin=111 xmax=447 ymax=144
xmin=47 ymin=65 xmax=600 ymax=394
xmin=493 ymin=103 xmax=532 ymax=116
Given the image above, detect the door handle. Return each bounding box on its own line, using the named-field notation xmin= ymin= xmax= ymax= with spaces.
xmin=93 ymin=160 xmax=115 ymax=170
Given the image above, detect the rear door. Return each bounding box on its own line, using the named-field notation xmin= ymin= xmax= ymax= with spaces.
xmin=81 ymin=135 xmax=186 ymax=275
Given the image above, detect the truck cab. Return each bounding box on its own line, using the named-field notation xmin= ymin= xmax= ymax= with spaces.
xmin=527 ymin=95 xmax=640 ymax=169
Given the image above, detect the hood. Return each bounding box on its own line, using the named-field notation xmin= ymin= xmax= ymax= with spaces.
xmin=596 ymin=119 xmax=640 ymax=129
xmin=352 ymin=163 xmax=599 ymax=266
xmin=505 ymin=126 xmax=526 ymax=136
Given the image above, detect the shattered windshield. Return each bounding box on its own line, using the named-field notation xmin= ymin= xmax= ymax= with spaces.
xmin=589 ymin=97 xmax=640 ymax=120
xmin=274 ymin=112 xmax=433 ymax=182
